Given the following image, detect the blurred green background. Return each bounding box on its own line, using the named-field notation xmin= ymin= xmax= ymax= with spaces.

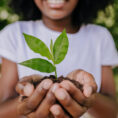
xmin=0 ymin=0 xmax=118 ymax=99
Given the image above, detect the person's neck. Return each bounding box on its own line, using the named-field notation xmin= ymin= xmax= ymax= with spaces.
xmin=42 ymin=16 xmax=79 ymax=34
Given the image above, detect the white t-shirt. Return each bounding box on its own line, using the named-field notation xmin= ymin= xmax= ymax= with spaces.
xmin=0 ymin=20 xmax=118 ymax=92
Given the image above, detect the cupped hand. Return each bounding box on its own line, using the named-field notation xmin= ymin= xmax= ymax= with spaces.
xmin=67 ymin=69 xmax=97 ymax=97
xmin=50 ymin=70 xmax=97 ymax=118
xmin=16 ymin=75 xmax=43 ymax=97
xmin=16 ymin=75 xmax=56 ymax=118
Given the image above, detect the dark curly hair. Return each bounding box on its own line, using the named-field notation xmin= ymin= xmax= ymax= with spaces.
xmin=10 ymin=0 xmax=113 ymax=27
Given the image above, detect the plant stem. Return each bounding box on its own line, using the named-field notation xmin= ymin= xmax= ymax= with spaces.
xmin=52 ymin=59 xmax=57 ymax=79
xmin=54 ymin=67 xmax=57 ymax=79
xmin=50 ymin=40 xmax=58 ymax=79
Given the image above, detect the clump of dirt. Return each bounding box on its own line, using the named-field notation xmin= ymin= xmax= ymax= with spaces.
xmin=31 ymin=75 xmax=83 ymax=91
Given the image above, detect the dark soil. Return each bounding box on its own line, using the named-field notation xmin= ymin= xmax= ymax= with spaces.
xmin=31 ymin=75 xmax=83 ymax=91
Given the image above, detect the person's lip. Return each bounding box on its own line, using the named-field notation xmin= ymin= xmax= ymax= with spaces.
xmin=45 ymin=0 xmax=67 ymax=9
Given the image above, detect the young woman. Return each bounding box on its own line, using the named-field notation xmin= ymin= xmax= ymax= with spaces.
xmin=0 ymin=0 xmax=118 ymax=117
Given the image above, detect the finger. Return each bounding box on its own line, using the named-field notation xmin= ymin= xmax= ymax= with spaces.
xmin=17 ymin=79 xmax=53 ymax=115
xmin=16 ymin=83 xmax=34 ymax=96
xmin=83 ymin=84 xmax=93 ymax=97
xmin=27 ymin=112 xmax=35 ymax=118
xmin=23 ymin=83 xmax=34 ymax=96
xmin=60 ymin=80 xmax=95 ymax=108
xmin=53 ymin=88 xmax=87 ymax=118
xmin=50 ymin=104 xmax=70 ymax=118
xmin=60 ymin=80 xmax=86 ymax=105
xmin=67 ymin=69 xmax=82 ymax=80
xmin=20 ymin=74 xmax=43 ymax=83
xmin=34 ymin=91 xmax=56 ymax=118
xmin=16 ymin=83 xmax=25 ymax=95
xmin=16 ymin=74 xmax=43 ymax=96
xmin=32 ymin=83 xmax=60 ymax=118
xmin=60 ymin=80 xmax=96 ymax=108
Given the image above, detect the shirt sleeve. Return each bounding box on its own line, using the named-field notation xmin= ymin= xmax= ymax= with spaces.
xmin=101 ymin=28 xmax=118 ymax=67
xmin=0 ymin=23 xmax=17 ymax=63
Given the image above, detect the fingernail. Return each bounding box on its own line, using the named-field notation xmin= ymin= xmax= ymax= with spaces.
xmin=61 ymin=81 xmax=70 ymax=90
xmin=17 ymin=83 xmax=24 ymax=90
xmin=24 ymin=83 xmax=34 ymax=96
xmin=57 ymin=90 xmax=66 ymax=100
xmin=51 ymin=84 xmax=59 ymax=93
xmin=16 ymin=83 xmax=24 ymax=94
xmin=85 ymin=86 xmax=92 ymax=97
xmin=42 ymin=80 xmax=52 ymax=90
xmin=54 ymin=108 xmax=60 ymax=115
xmin=50 ymin=106 xmax=60 ymax=116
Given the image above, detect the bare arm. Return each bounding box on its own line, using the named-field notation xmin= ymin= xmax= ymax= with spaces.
xmin=0 ymin=58 xmax=22 ymax=118
xmin=88 ymin=66 xmax=117 ymax=118
xmin=0 ymin=58 xmax=56 ymax=118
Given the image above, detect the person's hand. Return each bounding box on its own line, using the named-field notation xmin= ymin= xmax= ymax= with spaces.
xmin=16 ymin=75 xmax=43 ymax=96
xmin=67 ymin=69 xmax=97 ymax=97
xmin=50 ymin=70 xmax=97 ymax=118
xmin=16 ymin=75 xmax=56 ymax=118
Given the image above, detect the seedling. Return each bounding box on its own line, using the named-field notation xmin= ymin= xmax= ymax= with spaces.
xmin=20 ymin=29 xmax=69 ymax=79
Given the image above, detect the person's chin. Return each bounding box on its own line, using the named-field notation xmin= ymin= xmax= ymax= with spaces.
xmin=47 ymin=15 xmax=67 ymax=20
xmin=44 ymin=11 xmax=68 ymax=20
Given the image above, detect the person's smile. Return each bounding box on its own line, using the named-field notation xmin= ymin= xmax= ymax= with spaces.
xmin=45 ymin=0 xmax=68 ymax=9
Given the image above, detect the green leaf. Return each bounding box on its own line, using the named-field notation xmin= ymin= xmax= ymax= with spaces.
xmin=53 ymin=29 xmax=69 ymax=64
xmin=23 ymin=33 xmax=52 ymax=60
xmin=20 ymin=58 xmax=55 ymax=73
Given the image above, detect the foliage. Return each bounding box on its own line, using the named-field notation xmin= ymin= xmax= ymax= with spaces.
xmin=20 ymin=58 xmax=56 ymax=73
xmin=20 ymin=30 xmax=69 ymax=78
xmin=23 ymin=33 xmax=52 ymax=60
xmin=0 ymin=0 xmax=19 ymax=29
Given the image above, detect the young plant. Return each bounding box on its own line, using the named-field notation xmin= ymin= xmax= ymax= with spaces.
xmin=20 ymin=29 xmax=69 ymax=78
